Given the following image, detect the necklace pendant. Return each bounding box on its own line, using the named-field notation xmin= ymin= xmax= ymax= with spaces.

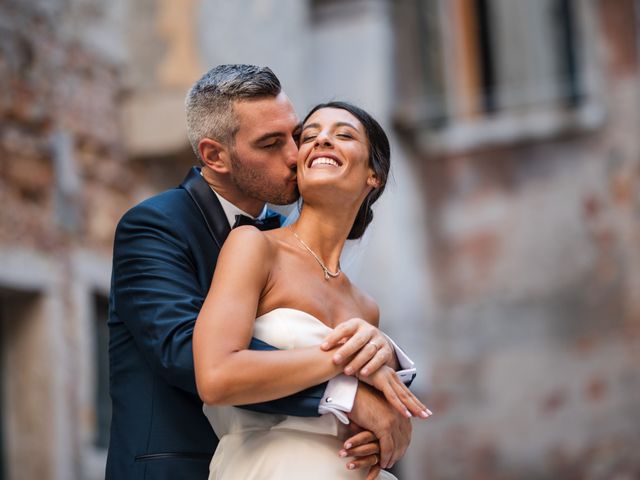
xmin=290 ymin=228 xmax=340 ymax=280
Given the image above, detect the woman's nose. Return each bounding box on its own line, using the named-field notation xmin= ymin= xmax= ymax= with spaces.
xmin=314 ymin=130 xmax=333 ymax=147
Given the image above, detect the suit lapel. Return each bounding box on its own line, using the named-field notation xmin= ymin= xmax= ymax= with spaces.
xmin=179 ymin=167 xmax=230 ymax=250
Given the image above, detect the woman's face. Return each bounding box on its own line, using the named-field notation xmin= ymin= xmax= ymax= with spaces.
xmin=297 ymin=107 xmax=377 ymax=204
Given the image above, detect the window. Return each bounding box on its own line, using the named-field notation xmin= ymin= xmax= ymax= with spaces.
xmin=395 ymin=0 xmax=601 ymax=151
xmin=92 ymin=293 xmax=110 ymax=449
xmin=0 ymin=295 xmax=6 ymax=480
xmin=0 ymin=287 xmax=43 ymax=480
xmin=309 ymin=0 xmax=370 ymax=24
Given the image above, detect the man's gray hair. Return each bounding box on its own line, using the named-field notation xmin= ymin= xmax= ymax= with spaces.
xmin=185 ymin=64 xmax=282 ymax=162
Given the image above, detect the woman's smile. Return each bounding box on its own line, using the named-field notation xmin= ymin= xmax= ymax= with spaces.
xmin=308 ymin=154 xmax=343 ymax=169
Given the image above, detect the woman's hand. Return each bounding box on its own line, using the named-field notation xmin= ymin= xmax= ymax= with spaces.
xmin=340 ymin=429 xmax=382 ymax=479
xmin=359 ymin=365 xmax=431 ymax=419
xmin=321 ymin=318 xmax=397 ymax=377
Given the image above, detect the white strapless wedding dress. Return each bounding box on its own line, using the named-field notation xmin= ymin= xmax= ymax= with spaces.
xmin=203 ymin=308 xmax=397 ymax=479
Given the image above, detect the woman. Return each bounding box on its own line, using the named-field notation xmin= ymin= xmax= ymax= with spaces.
xmin=193 ymin=102 xmax=429 ymax=479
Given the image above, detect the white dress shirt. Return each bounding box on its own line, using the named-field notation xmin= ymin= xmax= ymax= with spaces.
xmin=208 ymin=185 xmax=416 ymax=423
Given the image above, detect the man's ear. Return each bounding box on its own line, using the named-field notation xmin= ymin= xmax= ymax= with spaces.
xmin=199 ymin=138 xmax=231 ymax=173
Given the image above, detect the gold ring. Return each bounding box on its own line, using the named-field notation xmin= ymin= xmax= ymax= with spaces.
xmin=373 ymin=454 xmax=379 ymax=464
xmin=368 ymin=340 xmax=381 ymax=350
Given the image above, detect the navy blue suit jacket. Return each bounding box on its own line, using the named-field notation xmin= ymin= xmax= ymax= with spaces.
xmin=106 ymin=167 xmax=327 ymax=479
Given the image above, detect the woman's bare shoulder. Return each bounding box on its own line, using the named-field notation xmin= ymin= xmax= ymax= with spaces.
xmin=221 ymin=226 xmax=277 ymax=266
xmin=225 ymin=224 xmax=269 ymax=246
xmin=349 ymin=283 xmax=380 ymax=327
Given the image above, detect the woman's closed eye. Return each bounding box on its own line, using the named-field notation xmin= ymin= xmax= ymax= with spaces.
xmin=301 ymin=132 xmax=352 ymax=143
xmin=336 ymin=132 xmax=354 ymax=139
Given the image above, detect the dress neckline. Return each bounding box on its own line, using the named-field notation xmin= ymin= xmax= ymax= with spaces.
xmin=255 ymin=307 xmax=332 ymax=330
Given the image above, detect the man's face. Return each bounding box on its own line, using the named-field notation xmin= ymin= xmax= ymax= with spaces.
xmin=228 ymin=92 xmax=300 ymax=205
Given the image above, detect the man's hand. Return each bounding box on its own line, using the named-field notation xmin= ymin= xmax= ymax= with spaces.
xmin=360 ymin=366 xmax=431 ymax=419
xmin=348 ymin=383 xmax=413 ymax=469
xmin=321 ymin=318 xmax=398 ymax=376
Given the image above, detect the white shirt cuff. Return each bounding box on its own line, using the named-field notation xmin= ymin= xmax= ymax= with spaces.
xmin=384 ymin=333 xmax=417 ymax=385
xmin=318 ymin=374 xmax=358 ymax=424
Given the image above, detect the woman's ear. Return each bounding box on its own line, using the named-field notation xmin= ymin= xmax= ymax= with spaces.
xmin=199 ymin=138 xmax=231 ymax=174
xmin=367 ymin=171 xmax=381 ymax=189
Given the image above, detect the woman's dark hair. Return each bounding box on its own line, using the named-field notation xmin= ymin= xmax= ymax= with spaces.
xmin=302 ymin=101 xmax=391 ymax=239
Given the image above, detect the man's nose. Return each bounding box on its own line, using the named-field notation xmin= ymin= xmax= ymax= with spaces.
xmin=284 ymin=138 xmax=298 ymax=168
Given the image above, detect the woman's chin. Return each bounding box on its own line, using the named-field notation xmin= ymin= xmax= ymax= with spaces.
xmin=300 ymin=182 xmax=365 ymax=208
xmin=299 ymin=174 xmax=334 ymax=190
xmin=299 ymin=167 xmax=358 ymax=189
xmin=301 ymin=168 xmax=341 ymax=182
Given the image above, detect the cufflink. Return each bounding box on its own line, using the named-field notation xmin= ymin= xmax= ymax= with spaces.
xmin=325 ymin=397 xmax=333 ymax=403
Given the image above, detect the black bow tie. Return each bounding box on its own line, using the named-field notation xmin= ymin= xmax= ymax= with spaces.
xmin=233 ymin=213 xmax=281 ymax=231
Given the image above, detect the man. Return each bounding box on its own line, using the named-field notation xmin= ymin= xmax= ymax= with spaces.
xmin=106 ymin=64 xmax=416 ymax=479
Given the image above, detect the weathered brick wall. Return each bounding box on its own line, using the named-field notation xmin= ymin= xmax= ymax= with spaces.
xmin=408 ymin=1 xmax=640 ymax=478
xmin=0 ymin=1 xmax=137 ymax=254
xmin=0 ymin=3 xmax=133 ymax=477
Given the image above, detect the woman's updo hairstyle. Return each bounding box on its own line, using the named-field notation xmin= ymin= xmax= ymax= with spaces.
xmin=301 ymin=101 xmax=390 ymax=239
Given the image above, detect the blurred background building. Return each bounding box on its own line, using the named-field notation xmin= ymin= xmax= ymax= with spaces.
xmin=1 ymin=0 xmax=639 ymax=479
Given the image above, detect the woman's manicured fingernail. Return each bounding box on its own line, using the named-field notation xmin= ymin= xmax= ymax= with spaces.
xmin=344 ymin=366 xmax=353 ymax=375
xmin=344 ymin=442 xmax=352 ymax=449
xmin=361 ymin=368 xmax=369 ymax=376
xmin=406 ymin=409 xmax=412 ymax=418
xmin=333 ymin=354 xmax=342 ymax=363
xmin=339 ymin=449 xmax=347 ymax=457
xmin=321 ymin=342 xmax=329 ymax=350
xmin=348 ymin=463 xmax=355 ymax=470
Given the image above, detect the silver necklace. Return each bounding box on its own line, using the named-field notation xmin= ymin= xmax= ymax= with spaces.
xmin=291 ymin=230 xmax=341 ymax=280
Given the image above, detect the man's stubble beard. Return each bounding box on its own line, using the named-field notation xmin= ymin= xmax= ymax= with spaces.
xmin=229 ymin=152 xmax=299 ymax=206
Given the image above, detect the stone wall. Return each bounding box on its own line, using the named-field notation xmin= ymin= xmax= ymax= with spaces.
xmin=0 ymin=2 xmax=132 ymax=478
xmin=0 ymin=0 xmax=131 ymax=254
xmin=400 ymin=1 xmax=640 ymax=478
